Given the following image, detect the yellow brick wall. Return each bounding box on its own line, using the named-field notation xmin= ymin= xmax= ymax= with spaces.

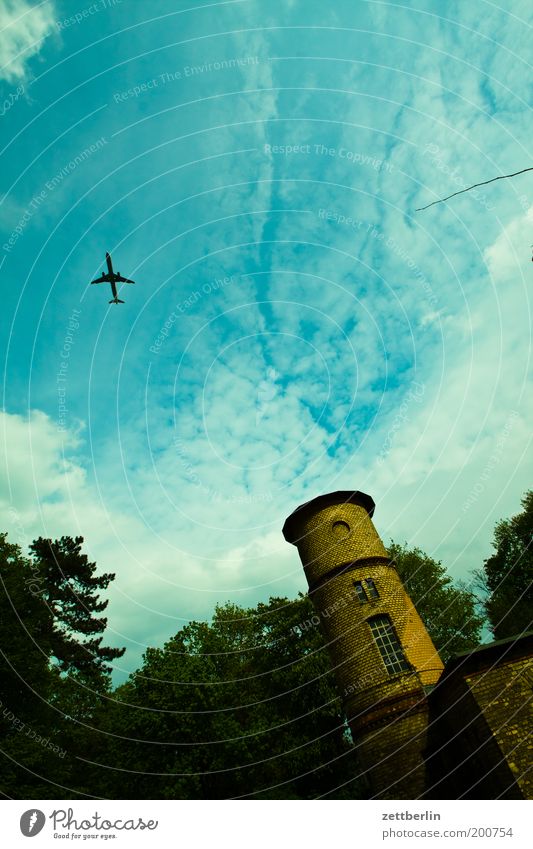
xmin=357 ymin=708 xmax=430 ymax=799
xmin=285 ymin=494 xmax=445 ymax=798
xmin=425 ymin=652 xmax=532 ymax=799
xmin=312 ymin=565 xmax=443 ymax=710
xmin=466 ymin=657 xmax=533 ymax=799
xmin=296 ymin=502 xmax=443 ymax=703
xmin=295 ymin=502 xmax=389 ymax=587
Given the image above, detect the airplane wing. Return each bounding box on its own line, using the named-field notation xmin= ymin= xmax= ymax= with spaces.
xmin=91 ymin=273 xmax=111 ymax=284
xmin=116 ymin=275 xmax=135 ymax=284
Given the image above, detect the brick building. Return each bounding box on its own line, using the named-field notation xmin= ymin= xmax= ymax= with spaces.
xmin=282 ymin=490 xmax=533 ymax=799
xmin=424 ymin=633 xmax=533 ymax=799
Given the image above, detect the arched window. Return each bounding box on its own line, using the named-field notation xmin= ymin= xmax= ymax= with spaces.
xmin=365 ymin=578 xmax=379 ymax=599
xmin=368 ymin=614 xmax=410 ymax=674
xmin=353 ymin=581 xmax=368 ymax=602
xmin=353 ymin=578 xmax=380 ymax=603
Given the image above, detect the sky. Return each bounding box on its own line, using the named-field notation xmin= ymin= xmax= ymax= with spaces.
xmin=1 ymin=0 xmax=531 ymax=681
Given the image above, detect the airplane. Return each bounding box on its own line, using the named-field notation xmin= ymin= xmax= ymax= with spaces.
xmin=91 ymin=252 xmax=135 ymax=303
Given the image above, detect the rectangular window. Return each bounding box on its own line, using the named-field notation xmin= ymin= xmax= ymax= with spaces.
xmin=353 ymin=581 xmax=368 ymax=603
xmin=368 ymin=615 xmax=410 ymax=675
xmin=365 ymin=578 xmax=379 ymax=599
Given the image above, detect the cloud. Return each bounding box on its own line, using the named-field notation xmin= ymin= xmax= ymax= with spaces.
xmin=0 ymin=0 xmax=56 ymax=83
xmin=0 ymin=408 xmax=303 ymax=681
xmin=2 ymin=0 xmax=532 ymax=685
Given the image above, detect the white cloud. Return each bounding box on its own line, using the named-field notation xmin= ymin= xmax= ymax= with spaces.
xmin=3 ymin=0 xmax=532 ymax=684
xmin=350 ymin=210 xmax=533 ymax=578
xmin=0 ymin=408 xmax=305 ymax=681
xmin=0 ymin=0 xmax=56 ymax=83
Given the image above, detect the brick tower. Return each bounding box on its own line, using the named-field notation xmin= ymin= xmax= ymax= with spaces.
xmin=283 ymin=490 xmax=444 ymax=798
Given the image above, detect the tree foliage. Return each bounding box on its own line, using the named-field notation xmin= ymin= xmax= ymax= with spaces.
xmin=478 ymin=490 xmax=533 ymax=640
xmin=0 ymin=529 xmax=490 ymax=799
xmin=92 ymin=596 xmax=362 ymax=800
xmin=0 ymin=534 xmax=53 ymax=735
xmin=0 ymin=534 xmax=123 ymax=798
xmin=388 ymin=541 xmax=484 ymax=661
xmin=28 ymin=536 xmax=125 ymax=680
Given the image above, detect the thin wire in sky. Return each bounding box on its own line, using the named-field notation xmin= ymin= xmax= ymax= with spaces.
xmin=416 ymin=166 xmax=533 ymax=211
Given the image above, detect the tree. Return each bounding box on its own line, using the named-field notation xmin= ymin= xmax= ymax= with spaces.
xmin=388 ymin=541 xmax=484 ymax=662
xmin=0 ymin=534 xmax=53 ymax=725
xmin=92 ymin=596 xmax=363 ymax=800
xmin=478 ymin=490 xmax=533 ymax=640
xmin=0 ymin=534 xmax=62 ymax=798
xmin=28 ymin=536 xmax=125 ymax=681
xmin=0 ymin=534 xmax=487 ymax=799
xmin=0 ymin=534 xmax=124 ymax=799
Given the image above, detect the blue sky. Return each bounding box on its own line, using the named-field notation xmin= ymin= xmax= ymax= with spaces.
xmin=1 ymin=0 xmax=531 ymax=680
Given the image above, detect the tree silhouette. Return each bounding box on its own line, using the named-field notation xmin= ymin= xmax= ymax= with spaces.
xmin=478 ymin=490 xmax=533 ymax=639
xmin=28 ymin=536 xmax=125 ymax=680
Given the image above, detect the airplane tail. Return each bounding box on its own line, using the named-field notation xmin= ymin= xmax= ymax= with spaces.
xmin=109 ymin=298 xmax=125 ymax=304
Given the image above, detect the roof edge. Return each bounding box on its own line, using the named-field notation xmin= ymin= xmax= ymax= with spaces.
xmin=282 ymin=490 xmax=375 ymax=544
xmin=437 ymin=631 xmax=533 ymax=682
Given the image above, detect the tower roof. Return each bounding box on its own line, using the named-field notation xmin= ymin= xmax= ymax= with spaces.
xmin=282 ymin=490 xmax=375 ymax=543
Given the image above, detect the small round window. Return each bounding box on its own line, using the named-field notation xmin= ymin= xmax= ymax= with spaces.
xmin=332 ymin=520 xmax=350 ymax=539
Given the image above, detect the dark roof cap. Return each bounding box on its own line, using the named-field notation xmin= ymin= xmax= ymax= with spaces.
xmin=282 ymin=490 xmax=375 ymax=543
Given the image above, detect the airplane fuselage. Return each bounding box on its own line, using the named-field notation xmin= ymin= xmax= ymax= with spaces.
xmin=106 ymin=252 xmax=119 ymax=301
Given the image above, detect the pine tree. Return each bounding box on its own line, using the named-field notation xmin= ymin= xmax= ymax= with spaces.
xmin=28 ymin=536 xmax=125 ymax=680
xmin=0 ymin=533 xmax=53 ymax=728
